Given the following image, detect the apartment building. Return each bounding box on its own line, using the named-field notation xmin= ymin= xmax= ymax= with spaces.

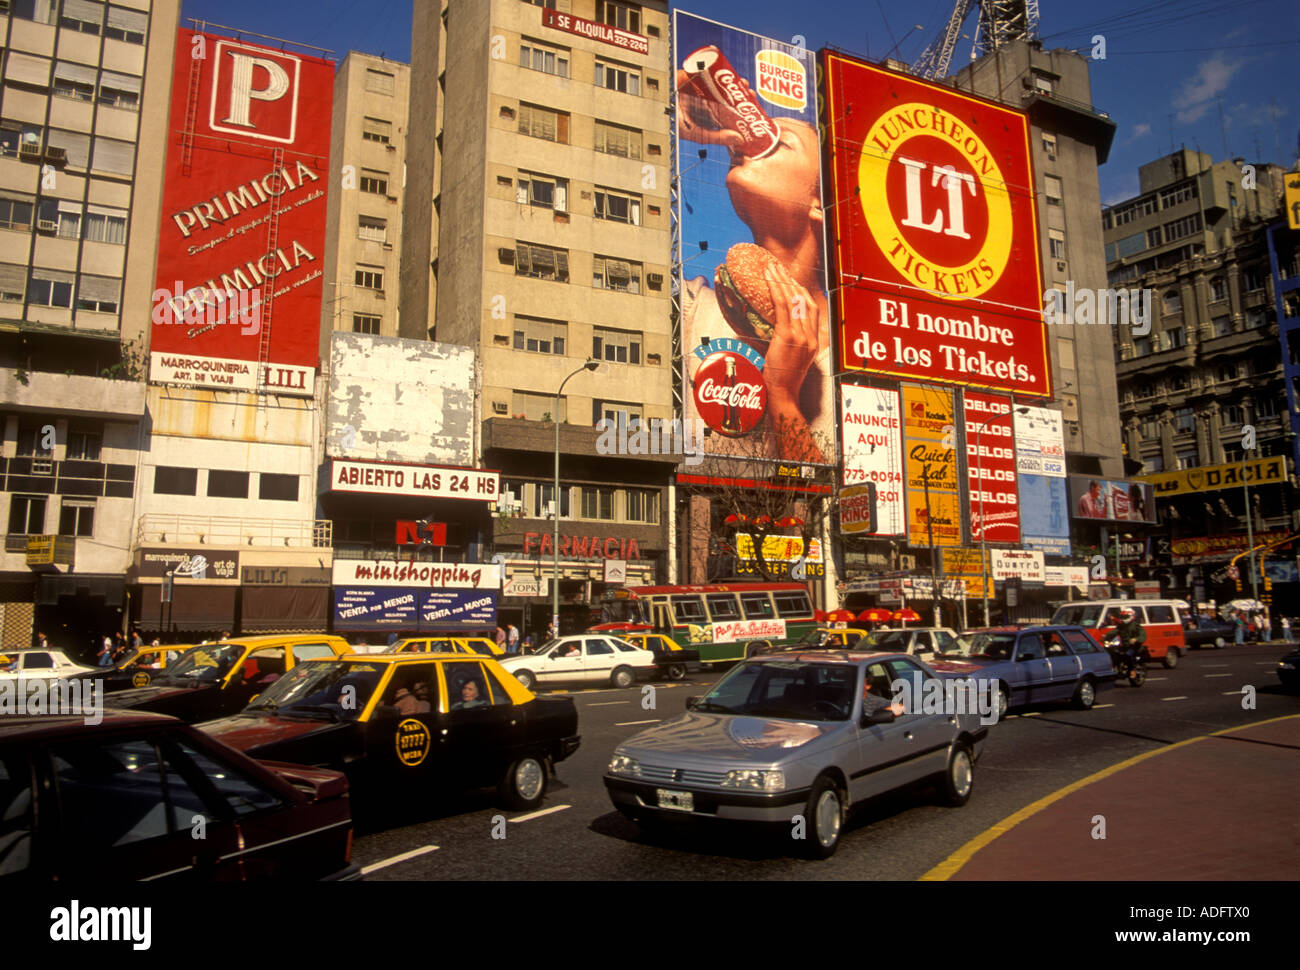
xmin=318 ymin=51 xmax=409 ymax=354
xmin=1106 ymin=149 xmax=1290 ymax=605
xmin=406 ymin=0 xmax=676 ymax=635
xmin=0 ymin=0 xmax=178 ymax=651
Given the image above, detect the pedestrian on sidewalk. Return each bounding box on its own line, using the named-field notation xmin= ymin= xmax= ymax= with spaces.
xmin=506 ymin=623 xmax=520 ymax=654
xmin=36 ymin=631 xmax=48 ymax=649
xmin=97 ymin=633 xmax=114 ymax=666
xmin=1262 ymin=613 xmax=1272 ymax=642
xmin=495 ymin=625 xmax=506 ymax=650
xmin=1232 ymin=611 xmax=1245 ymax=645
xmin=1283 ymin=616 xmax=1293 ymax=643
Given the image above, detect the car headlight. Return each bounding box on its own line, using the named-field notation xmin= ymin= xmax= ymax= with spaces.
xmin=720 ymin=769 xmax=785 ymax=792
xmin=1280 ymin=662 xmax=1296 ymax=670
xmin=607 ymin=753 xmax=641 ymax=776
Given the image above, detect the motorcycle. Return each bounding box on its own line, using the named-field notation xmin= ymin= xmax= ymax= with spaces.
xmin=1104 ymin=632 xmax=1147 ymax=687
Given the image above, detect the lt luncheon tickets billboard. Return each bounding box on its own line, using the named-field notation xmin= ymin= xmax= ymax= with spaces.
xmin=821 ymin=53 xmax=1050 ymax=399
xmin=150 ymin=30 xmax=332 ymax=396
xmin=674 ymin=11 xmax=833 ymax=464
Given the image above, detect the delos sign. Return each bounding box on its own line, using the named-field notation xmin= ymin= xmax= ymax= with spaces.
xmin=821 ymin=53 xmax=1049 ymax=398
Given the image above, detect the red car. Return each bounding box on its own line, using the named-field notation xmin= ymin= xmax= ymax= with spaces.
xmin=0 ymin=712 xmax=358 ymax=881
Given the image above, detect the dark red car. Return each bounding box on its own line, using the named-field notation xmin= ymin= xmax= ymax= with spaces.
xmin=0 ymin=712 xmax=359 ymax=881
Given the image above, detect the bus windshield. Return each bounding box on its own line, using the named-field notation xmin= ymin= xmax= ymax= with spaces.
xmin=600 ymin=598 xmax=648 ymax=625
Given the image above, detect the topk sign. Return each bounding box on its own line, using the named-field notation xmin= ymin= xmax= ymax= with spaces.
xmin=821 ymin=53 xmax=1050 ymax=399
xmin=208 ymin=42 xmax=304 ymax=144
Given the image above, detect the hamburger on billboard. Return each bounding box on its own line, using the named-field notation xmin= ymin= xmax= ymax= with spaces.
xmin=149 ymin=29 xmax=332 ymax=396
xmin=820 ymin=52 xmax=1049 ymax=399
xmin=674 ymin=11 xmax=833 ymax=465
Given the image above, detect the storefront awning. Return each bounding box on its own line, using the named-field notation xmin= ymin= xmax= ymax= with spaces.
xmin=241 ymin=586 xmax=329 ymax=633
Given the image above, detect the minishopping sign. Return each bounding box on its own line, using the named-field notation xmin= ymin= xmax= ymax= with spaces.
xmin=150 ymin=29 xmax=332 ymax=396
xmin=821 ymin=52 xmax=1050 ymax=398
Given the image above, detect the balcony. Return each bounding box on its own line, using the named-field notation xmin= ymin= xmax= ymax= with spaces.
xmin=136 ymin=515 xmax=332 ymax=549
xmin=0 ymin=368 xmax=145 ymax=419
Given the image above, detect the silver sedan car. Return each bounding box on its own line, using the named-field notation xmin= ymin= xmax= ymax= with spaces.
xmin=604 ymin=651 xmax=988 ymax=858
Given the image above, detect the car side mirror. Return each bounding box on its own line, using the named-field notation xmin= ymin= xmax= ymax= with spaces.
xmin=372 ymin=704 xmax=401 ymax=722
xmin=685 ymin=696 xmax=700 ymax=711
xmin=862 ymin=708 xmax=895 ymax=725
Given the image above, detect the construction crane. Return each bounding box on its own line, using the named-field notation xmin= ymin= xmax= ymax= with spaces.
xmin=911 ymin=0 xmax=1040 ymax=79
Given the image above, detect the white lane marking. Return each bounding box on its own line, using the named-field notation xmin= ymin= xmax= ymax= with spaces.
xmin=1146 ymin=677 xmax=1168 ymax=681
xmin=586 ymin=701 xmax=630 ymax=707
xmin=509 ymin=804 xmax=571 ymax=823
xmin=1203 ymin=664 xmax=1230 ymax=667
xmin=616 ymin=719 xmax=662 ymax=726
xmin=1256 ymin=662 xmax=1280 ymax=666
xmin=1014 ymin=712 xmax=1042 ymax=718
xmin=1093 ymin=703 xmax=1115 ymax=709
xmin=361 ymin=845 xmax=439 ymax=875
xmin=1161 ymin=696 xmax=1188 ymax=701
xmin=1222 ymin=690 xmax=1247 ymax=695
xmin=1203 ymin=673 xmax=1233 ymax=678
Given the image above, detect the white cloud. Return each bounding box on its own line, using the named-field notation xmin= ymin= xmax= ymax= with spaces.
xmin=1122 ymin=122 xmax=1152 ymax=145
xmin=1102 ymin=173 xmax=1140 ymax=207
xmin=1172 ymin=54 xmax=1243 ymax=123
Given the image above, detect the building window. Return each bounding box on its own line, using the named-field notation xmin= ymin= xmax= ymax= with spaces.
xmin=1212 ymin=315 xmax=1232 ymax=337
xmin=519 ymin=38 xmax=569 ymax=78
xmin=1031 ymin=72 xmax=1053 ymax=94
xmin=1241 ymin=265 xmax=1265 ymax=292
xmin=1163 ymin=212 xmax=1202 ymax=243
xmin=1112 ymin=195 xmax=1158 ymax=226
xmin=1221 ymin=404 xmax=1244 ymax=426
xmin=207 ymin=470 xmax=249 ymax=499
xmin=1169 ymin=372 xmax=1189 ymax=392
xmin=1143 ymin=454 xmax=1164 ymax=474
xmin=522 ymin=0 xmax=557 ymax=7
xmin=581 ymin=486 xmax=616 ymax=521
xmin=516 ymin=172 xmax=568 ymax=211
xmin=514 ymin=242 xmax=569 ymax=282
xmin=1174 ymin=408 xmax=1194 ymax=432
xmin=60 ymin=0 xmax=103 ymax=34
xmin=15 ymin=422 xmax=52 ymax=457
xmin=1163 ymin=326 xmax=1185 ymax=349
xmin=595 ymin=59 xmax=640 ymax=96
xmin=350 ymin=314 xmax=379 ymax=335
xmin=594 ymin=187 xmax=641 ymax=224
xmin=1256 ymin=394 xmax=1280 ymax=418
xmin=0 ymin=263 xmax=22 ymax=302
xmin=66 ymin=428 xmax=101 ymax=461
xmin=27 ymin=270 xmax=73 ymax=308
xmin=1048 ymin=229 xmax=1065 ymax=260
xmin=537 ymin=482 xmax=571 ymax=519
xmin=0 ymin=197 xmax=33 ymax=231
xmin=1044 ymin=175 xmax=1063 ymax=206
xmin=598 ymin=0 xmax=640 ymax=33
xmin=357 ymin=215 xmax=387 ymax=242
xmin=1159 ymin=181 xmax=1197 ymax=208
xmin=361 ymin=117 xmax=391 ymax=143
xmin=1244 ymin=308 xmax=1264 ymax=329
xmin=1041 ymin=132 xmax=1057 ymax=160
xmin=103 ymin=7 xmax=147 ymax=44
xmin=517 ymin=103 xmax=568 ymax=143
xmin=365 ymin=69 xmax=395 ymax=95
xmin=82 ymin=207 xmax=128 ymax=244
xmin=11 ymin=0 xmax=59 ymax=25
xmin=1140 ymin=419 xmax=1157 ymax=440
xmin=154 ymin=466 xmax=198 ymax=496
xmin=58 ymin=500 xmax=94 ymax=537
xmin=359 ymin=169 xmax=388 ymax=194
xmin=593 ymin=326 xmax=641 ymax=364
xmin=1176 ymin=449 xmax=1198 ymax=470
xmin=7 ymin=495 xmax=46 ymax=535
xmin=1133 ymin=337 xmax=1152 ymax=356
xmin=97 ymin=71 xmax=141 ymax=110
xmin=1216 ymin=363 xmax=1237 ymax=383
xmin=511 ymin=391 xmax=565 ymax=422
xmin=594 ymin=120 xmax=641 ymax=159
xmin=355 ymin=265 xmax=384 ymax=290
xmin=594 ymin=400 xmax=641 ymax=427
xmin=513 ymin=316 xmax=566 ymax=355
xmin=53 ymin=70 xmax=95 ymax=101
xmin=1162 ymin=290 xmax=1181 ymax=314
xmin=1147 ymin=226 xmax=1163 ymax=248
xmin=592 ymin=255 xmax=641 ymax=293
xmin=626 ymin=489 xmax=658 ymax=524
xmin=259 ymin=474 xmax=299 ymax=502
xmin=1210 ymin=277 xmax=1227 ymax=301
xmin=75 ymin=274 xmax=120 ymax=313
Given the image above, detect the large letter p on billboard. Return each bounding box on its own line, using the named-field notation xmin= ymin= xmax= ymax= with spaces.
xmin=222 ymin=53 xmax=290 ymax=128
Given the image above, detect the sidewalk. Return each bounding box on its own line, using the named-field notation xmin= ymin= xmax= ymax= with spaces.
xmin=924 ymin=714 xmax=1300 ymax=880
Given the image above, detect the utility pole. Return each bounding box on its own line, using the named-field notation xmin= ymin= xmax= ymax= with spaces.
xmin=1243 ymin=448 xmax=1259 ymax=605
xmin=923 ymin=462 xmax=941 ymax=626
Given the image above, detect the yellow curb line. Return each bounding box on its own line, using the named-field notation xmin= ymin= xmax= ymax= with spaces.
xmin=920 ymin=712 xmax=1300 ymax=881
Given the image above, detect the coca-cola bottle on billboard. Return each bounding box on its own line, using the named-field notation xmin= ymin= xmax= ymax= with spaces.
xmin=679 ymin=46 xmax=780 ymax=159
xmin=721 ymin=356 xmax=741 ymax=434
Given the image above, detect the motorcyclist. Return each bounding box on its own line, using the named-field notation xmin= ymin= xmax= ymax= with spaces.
xmin=1112 ymin=607 xmax=1147 ymax=668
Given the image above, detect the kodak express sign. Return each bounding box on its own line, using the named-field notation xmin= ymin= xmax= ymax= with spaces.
xmin=821 ymin=53 xmax=1050 ymax=398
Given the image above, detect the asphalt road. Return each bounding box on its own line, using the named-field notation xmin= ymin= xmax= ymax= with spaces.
xmin=351 ymin=643 xmax=1300 ymax=880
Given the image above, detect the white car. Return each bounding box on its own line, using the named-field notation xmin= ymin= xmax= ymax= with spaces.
xmin=497 ymin=635 xmax=657 ymax=690
xmin=862 ymin=627 xmax=968 ymax=658
xmin=0 ymin=649 xmax=97 ymax=680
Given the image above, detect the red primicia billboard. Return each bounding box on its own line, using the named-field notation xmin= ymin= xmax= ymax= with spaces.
xmin=149 ymin=29 xmax=332 ymax=396
xmin=821 ymin=52 xmax=1050 ymax=399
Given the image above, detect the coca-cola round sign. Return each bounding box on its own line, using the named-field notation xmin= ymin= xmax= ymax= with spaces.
xmin=693 ymin=351 xmax=766 ymax=436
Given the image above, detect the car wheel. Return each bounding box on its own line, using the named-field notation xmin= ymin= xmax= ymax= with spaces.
xmin=1215 ymin=637 xmax=1226 ymax=649
xmin=513 ymin=669 xmax=536 ymax=690
xmin=664 ymin=662 xmax=686 ymax=681
xmin=746 ymin=641 xmax=770 ymax=658
xmin=939 ymin=743 xmax=974 ymax=807
xmin=1072 ymin=677 xmax=1096 ymax=710
xmin=1163 ymin=648 xmax=1179 ymax=669
xmin=610 ymin=666 xmax=634 ymax=689
xmin=996 ymin=684 xmax=1010 ymax=722
xmin=801 ymin=774 xmax=844 ymax=860
xmin=499 ymin=755 xmax=548 ymax=811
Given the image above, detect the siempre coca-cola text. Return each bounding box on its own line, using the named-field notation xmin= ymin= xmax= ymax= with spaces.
xmin=697 ymin=377 xmax=764 ymax=410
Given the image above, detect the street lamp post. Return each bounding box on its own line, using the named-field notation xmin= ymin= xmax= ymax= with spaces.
xmin=552 ymin=359 xmax=599 ymax=639
xmin=1242 ymin=447 xmax=1259 ymax=606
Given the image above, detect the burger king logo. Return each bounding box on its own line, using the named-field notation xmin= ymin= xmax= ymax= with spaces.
xmin=755 ymin=49 xmax=806 ymax=110
xmin=693 ymin=351 xmax=766 ymax=436
xmin=858 ymin=103 xmax=1012 ymax=300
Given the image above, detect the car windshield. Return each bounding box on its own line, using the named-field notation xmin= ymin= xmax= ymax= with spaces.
xmin=157 ymin=644 xmax=243 ymax=684
xmin=796 ymin=630 xmax=832 ymax=647
xmin=864 ymin=630 xmax=910 ymax=651
xmin=966 ymin=633 xmax=1017 ymax=660
xmin=120 ymin=650 xmax=166 ymax=671
xmin=245 ymin=661 xmax=383 ymax=719
xmin=694 ymin=661 xmax=856 ymax=721
xmin=1052 ymin=604 xmax=1103 ymax=628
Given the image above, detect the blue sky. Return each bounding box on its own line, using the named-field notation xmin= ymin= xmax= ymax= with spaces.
xmin=183 ymin=0 xmax=1299 ymax=204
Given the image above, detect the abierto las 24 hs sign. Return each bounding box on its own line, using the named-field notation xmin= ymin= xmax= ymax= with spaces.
xmin=149 ymin=29 xmax=332 ymax=396
xmin=821 ymin=53 xmax=1050 ymax=399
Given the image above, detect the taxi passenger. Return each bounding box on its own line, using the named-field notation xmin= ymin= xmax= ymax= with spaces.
xmin=453 ymin=678 xmax=488 ymax=710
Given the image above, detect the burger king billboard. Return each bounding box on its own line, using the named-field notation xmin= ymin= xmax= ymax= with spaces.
xmin=149 ymin=29 xmax=332 ymax=396
xmin=820 ymin=53 xmax=1050 ymax=399
xmin=674 ymin=11 xmax=833 ymax=465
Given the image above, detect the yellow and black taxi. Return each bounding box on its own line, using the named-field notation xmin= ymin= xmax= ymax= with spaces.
xmin=196 ymin=654 xmax=581 ymax=811
xmin=385 ymin=635 xmax=506 ymax=658
xmin=107 ymin=635 xmax=353 ymax=723
xmin=618 ymin=632 xmax=699 ymax=681
xmin=69 ymin=643 xmax=195 ymax=693
xmin=754 ymin=628 xmax=871 ymax=655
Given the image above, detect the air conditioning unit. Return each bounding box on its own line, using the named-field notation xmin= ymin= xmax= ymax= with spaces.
xmin=18 ymin=141 xmax=42 ymax=161
xmin=647 ymin=272 xmax=663 ymax=286
xmin=492 ymin=401 xmax=508 ymax=414
xmin=498 ymin=247 xmax=516 ymax=264
xmin=36 ymin=219 xmax=56 ymax=233
xmin=374 ymin=290 xmax=385 ymax=300
xmin=1055 ymin=260 xmax=1067 ymax=272
xmin=381 ymin=242 xmax=393 ymax=250
xmin=44 ymin=146 xmax=66 ymax=165
xmin=32 ymin=457 xmax=53 ymax=476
